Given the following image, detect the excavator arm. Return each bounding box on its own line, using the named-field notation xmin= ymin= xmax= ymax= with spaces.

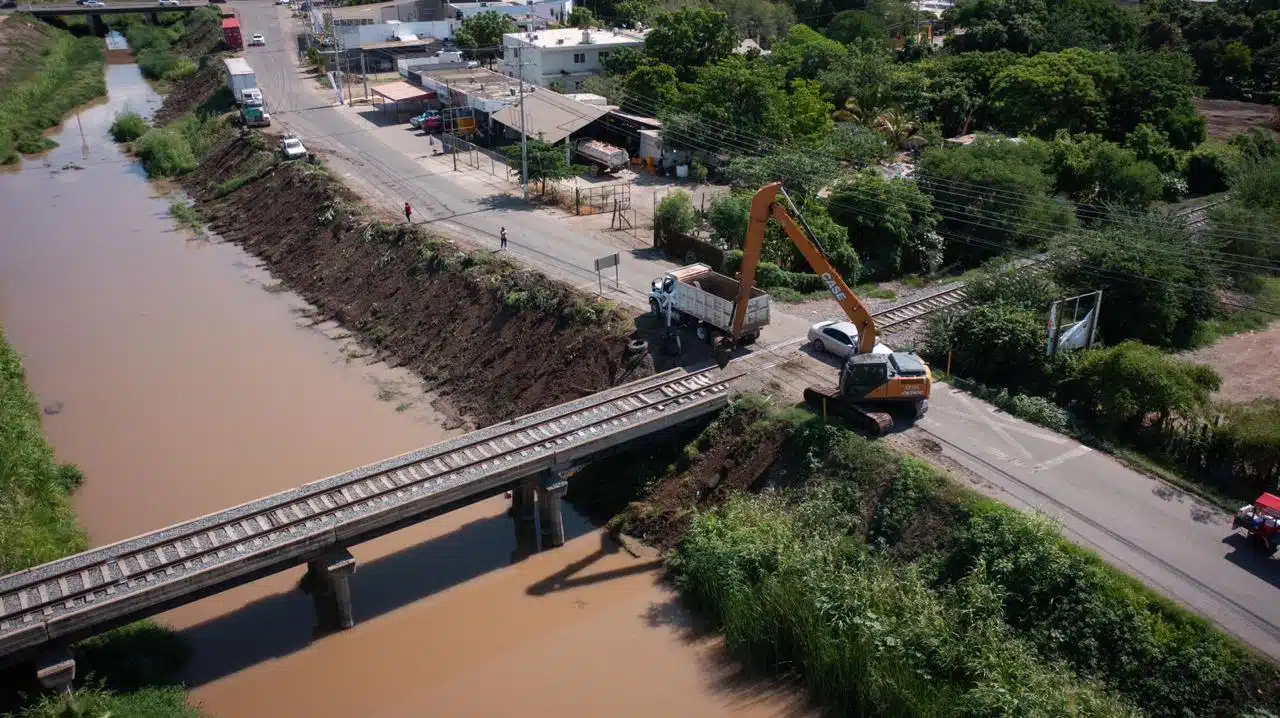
xmin=730 ymin=182 xmax=879 ymax=355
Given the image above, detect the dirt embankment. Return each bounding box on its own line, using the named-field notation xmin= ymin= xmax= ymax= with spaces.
xmin=152 ymin=60 xmax=225 ymax=125
xmin=182 ymin=134 xmax=652 ymax=426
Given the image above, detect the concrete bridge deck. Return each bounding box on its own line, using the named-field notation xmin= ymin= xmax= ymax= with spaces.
xmin=0 ymin=365 xmax=736 ymax=685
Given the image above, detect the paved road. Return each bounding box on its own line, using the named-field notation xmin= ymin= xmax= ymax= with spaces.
xmin=240 ymin=2 xmax=1280 ymax=661
xmin=238 ymin=3 xmax=676 ymax=313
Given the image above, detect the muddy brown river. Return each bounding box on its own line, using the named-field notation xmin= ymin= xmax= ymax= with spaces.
xmin=0 ymin=63 xmax=806 ymax=717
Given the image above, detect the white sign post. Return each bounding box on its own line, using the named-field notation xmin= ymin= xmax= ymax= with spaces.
xmin=594 ymin=253 xmax=620 ymax=297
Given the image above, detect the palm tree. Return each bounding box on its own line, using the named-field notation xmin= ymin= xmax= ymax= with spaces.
xmin=831 ymin=97 xmax=866 ymax=126
xmin=875 ymin=109 xmax=920 ymax=150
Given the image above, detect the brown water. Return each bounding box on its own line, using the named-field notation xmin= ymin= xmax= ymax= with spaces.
xmin=0 ymin=64 xmax=808 ymax=717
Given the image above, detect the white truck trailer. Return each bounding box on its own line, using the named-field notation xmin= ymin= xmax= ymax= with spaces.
xmin=224 ymin=57 xmax=258 ymax=105
xmin=649 ymin=263 xmax=770 ymax=345
xmin=575 ymin=139 xmax=629 ymax=173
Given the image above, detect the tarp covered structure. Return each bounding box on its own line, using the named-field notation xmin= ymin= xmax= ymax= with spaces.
xmin=371 ymin=81 xmax=437 ymax=103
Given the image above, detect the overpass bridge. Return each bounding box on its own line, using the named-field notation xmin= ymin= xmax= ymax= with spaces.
xmin=2 ymin=2 xmax=202 ymax=17
xmin=0 ymin=366 xmax=735 ymax=691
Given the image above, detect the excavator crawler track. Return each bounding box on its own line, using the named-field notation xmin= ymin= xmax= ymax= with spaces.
xmin=803 ymin=387 xmax=894 ymax=437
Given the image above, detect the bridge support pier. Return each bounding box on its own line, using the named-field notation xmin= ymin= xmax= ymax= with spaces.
xmin=305 ymin=548 xmax=357 ymax=631
xmin=35 ymin=648 xmax=75 ymax=694
xmin=536 ymin=471 xmax=568 ymax=549
xmin=509 ymin=476 xmax=537 ymax=522
xmin=146 ymin=11 xmax=159 ymax=24
xmin=89 ymin=14 xmax=107 ymax=36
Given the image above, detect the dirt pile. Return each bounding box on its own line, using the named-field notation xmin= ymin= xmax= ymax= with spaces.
xmin=184 ymin=134 xmax=652 ymax=427
xmin=152 ymin=57 xmax=226 ymax=125
xmin=609 ymin=403 xmax=792 ymax=548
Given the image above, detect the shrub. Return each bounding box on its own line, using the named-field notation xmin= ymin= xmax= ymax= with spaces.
xmin=655 ymin=190 xmax=697 ymax=234
xmin=1184 ymin=141 xmax=1241 ymax=195
xmin=1058 ymin=341 xmax=1220 ymax=430
xmin=133 ymin=127 xmax=197 ymax=177
xmin=925 ymin=303 xmax=1048 ymax=391
xmin=109 ymin=110 xmax=148 ymax=143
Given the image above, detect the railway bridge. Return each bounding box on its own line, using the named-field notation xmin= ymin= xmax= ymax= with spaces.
xmin=0 ymin=366 xmax=735 ymax=692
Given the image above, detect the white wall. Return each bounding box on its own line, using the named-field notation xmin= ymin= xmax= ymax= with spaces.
xmin=454 ymin=0 xmax=572 ymax=21
xmin=339 ymin=20 xmax=457 ymax=47
xmin=503 ymin=37 xmax=640 ymax=87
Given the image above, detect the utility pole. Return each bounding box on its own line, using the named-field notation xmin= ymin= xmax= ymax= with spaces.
xmin=361 ymin=52 xmax=368 ymax=101
xmin=517 ymin=51 xmax=529 ymax=200
xmin=446 ymin=81 xmax=457 ymax=172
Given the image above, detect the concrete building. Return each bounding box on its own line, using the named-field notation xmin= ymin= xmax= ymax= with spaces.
xmin=502 ymin=27 xmax=647 ymax=91
xmin=450 ymin=0 xmax=573 ymax=23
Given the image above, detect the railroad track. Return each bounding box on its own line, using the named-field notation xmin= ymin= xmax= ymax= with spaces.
xmin=0 ymin=367 xmax=734 ymax=654
xmin=872 ymin=257 xmax=1053 ymax=332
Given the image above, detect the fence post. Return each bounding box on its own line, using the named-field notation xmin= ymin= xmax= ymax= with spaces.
xmin=575 ymin=187 xmax=581 ymax=215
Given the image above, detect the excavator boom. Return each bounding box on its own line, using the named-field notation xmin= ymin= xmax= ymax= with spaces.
xmin=729 ymin=182 xmax=877 ymax=354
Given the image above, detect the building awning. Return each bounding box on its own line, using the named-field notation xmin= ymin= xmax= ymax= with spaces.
xmin=607 ymin=110 xmax=661 ymax=129
xmin=490 ymin=90 xmax=609 ymax=145
xmin=362 ymin=37 xmax=438 ymax=51
xmin=372 ymin=81 xmax=437 ymax=103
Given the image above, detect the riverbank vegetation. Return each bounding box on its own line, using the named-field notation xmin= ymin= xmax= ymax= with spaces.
xmin=0 ymin=17 xmax=106 ymax=164
xmin=110 ymin=7 xmax=223 ymax=85
xmin=569 ymin=396 xmax=1280 ymax=717
xmin=0 ymin=329 xmax=199 ymax=717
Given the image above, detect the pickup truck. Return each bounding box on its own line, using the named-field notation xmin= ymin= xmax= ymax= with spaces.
xmin=649 ymin=263 xmax=770 ymax=345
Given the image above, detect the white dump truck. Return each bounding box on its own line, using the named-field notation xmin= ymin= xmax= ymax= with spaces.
xmin=575 ymin=139 xmax=629 ymax=173
xmin=649 ymin=263 xmax=770 ymax=345
xmin=224 ymin=57 xmax=258 ymax=105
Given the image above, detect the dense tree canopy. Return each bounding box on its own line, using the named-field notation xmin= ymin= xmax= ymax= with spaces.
xmin=454 ymin=12 xmax=515 ymax=60
xmin=643 ymin=7 xmax=737 ymax=80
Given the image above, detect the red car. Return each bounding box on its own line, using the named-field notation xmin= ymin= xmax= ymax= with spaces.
xmin=1233 ymin=492 xmax=1280 ymax=553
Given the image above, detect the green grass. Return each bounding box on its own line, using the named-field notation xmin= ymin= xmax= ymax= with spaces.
xmin=109 ymin=110 xmax=149 ymax=143
xmin=0 ymin=326 xmax=88 ymax=574
xmin=1191 ymin=276 xmax=1280 ymax=346
xmin=609 ymin=398 xmax=1280 ymax=717
xmin=167 ymin=199 xmax=204 ymax=234
xmin=133 ymin=113 xmax=232 ymax=178
xmin=0 ymin=19 xmax=107 ymax=164
xmin=13 ymin=686 xmax=201 ymax=718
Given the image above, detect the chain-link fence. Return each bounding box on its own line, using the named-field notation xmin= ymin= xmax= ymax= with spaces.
xmin=439 ymin=133 xmax=516 ymax=181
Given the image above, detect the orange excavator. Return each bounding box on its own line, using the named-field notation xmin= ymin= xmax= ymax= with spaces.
xmin=718 ymin=182 xmax=932 ymax=435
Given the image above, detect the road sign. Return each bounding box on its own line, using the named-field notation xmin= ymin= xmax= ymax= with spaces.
xmin=594 ymin=253 xmax=620 ymax=296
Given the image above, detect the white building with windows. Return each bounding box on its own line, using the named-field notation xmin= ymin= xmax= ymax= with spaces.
xmin=502 ymin=27 xmax=647 ymax=90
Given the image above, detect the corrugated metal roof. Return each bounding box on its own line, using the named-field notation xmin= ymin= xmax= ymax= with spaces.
xmin=490 ymin=90 xmax=608 ymax=145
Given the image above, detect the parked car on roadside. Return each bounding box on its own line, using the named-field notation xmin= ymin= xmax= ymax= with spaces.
xmin=807 ymin=320 xmax=891 ymax=359
xmin=279 ymin=135 xmax=307 ymax=160
xmin=409 ymin=110 xmax=441 ymax=132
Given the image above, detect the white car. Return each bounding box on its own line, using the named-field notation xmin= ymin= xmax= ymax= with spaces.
xmin=807 ymin=320 xmax=892 ymax=359
xmin=279 ymin=136 xmax=307 ymax=160
xmin=275 ymin=0 xmax=288 ymax=5
xmin=157 ymin=0 xmax=180 ymax=6
xmin=250 ymin=33 xmax=266 ymax=46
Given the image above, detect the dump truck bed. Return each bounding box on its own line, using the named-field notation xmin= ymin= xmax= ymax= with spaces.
xmin=668 ymin=264 xmax=770 ymax=334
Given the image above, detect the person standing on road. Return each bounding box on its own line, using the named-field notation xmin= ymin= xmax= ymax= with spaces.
xmin=404 ymin=202 xmax=413 ymax=224
xmin=500 ymin=227 xmax=508 ymax=250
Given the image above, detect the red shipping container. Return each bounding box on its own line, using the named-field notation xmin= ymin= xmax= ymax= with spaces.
xmin=222 ymin=17 xmax=243 ymax=50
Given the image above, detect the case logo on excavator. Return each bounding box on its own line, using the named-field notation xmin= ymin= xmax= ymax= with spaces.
xmin=821 ymin=273 xmax=847 ymax=302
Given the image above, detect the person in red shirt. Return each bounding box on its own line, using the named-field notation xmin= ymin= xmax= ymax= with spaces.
xmin=404 ymin=202 xmax=412 ymax=224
